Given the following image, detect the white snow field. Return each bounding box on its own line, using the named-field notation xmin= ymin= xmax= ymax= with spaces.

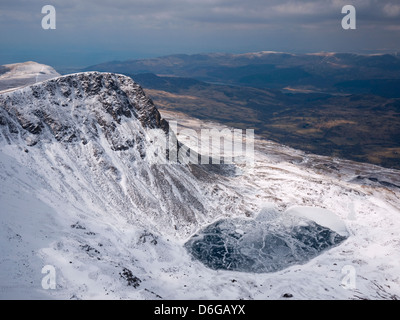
xmin=0 ymin=68 xmax=400 ymax=300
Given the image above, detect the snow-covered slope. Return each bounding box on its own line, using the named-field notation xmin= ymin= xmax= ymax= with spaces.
xmin=0 ymin=71 xmax=249 ymax=299
xmin=0 ymin=61 xmax=60 ymax=93
xmin=0 ymin=72 xmax=244 ymax=235
xmin=1 ymin=71 xmax=400 ymax=300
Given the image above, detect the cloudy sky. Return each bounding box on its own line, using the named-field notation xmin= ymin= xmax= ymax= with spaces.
xmin=1 ymin=0 xmax=399 ymax=68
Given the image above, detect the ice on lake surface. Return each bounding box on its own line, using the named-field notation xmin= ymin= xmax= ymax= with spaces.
xmin=185 ymin=207 xmax=348 ymax=273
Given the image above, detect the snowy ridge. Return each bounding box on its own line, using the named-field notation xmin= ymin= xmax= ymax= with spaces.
xmin=1 ymin=71 xmax=400 ymax=300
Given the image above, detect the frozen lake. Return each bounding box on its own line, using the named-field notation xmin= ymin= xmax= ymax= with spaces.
xmin=185 ymin=206 xmax=348 ymax=273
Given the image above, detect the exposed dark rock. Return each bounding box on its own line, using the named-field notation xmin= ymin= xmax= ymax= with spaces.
xmin=120 ymin=267 xmax=141 ymax=288
xmin=71 ymin=222 xmax=86 ymax=230
xmin=80 ymin=244 xmax=101 ymax=260
xmin=138 ymin=231 xmax=158 ymax=245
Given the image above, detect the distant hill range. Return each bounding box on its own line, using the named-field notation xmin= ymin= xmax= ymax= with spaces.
xmin=84 ymin=52 xmax=400 ymax=169
xmin=85 ymin=52 xmax=400 ymax=98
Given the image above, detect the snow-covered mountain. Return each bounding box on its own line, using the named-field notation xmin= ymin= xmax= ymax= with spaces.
xmin=1 ymin=67 xmax=400 ymax=300
xmin=0 ymin=61 xmax=60 ymax=93
xmin=0 ymin=70 xmax=251 ymax=299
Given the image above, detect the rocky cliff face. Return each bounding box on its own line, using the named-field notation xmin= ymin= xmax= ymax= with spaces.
xmin=0 ymin=72 xmax=168 ymax=146
xmin=0 ymin=72 xmax=246 ymax=236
